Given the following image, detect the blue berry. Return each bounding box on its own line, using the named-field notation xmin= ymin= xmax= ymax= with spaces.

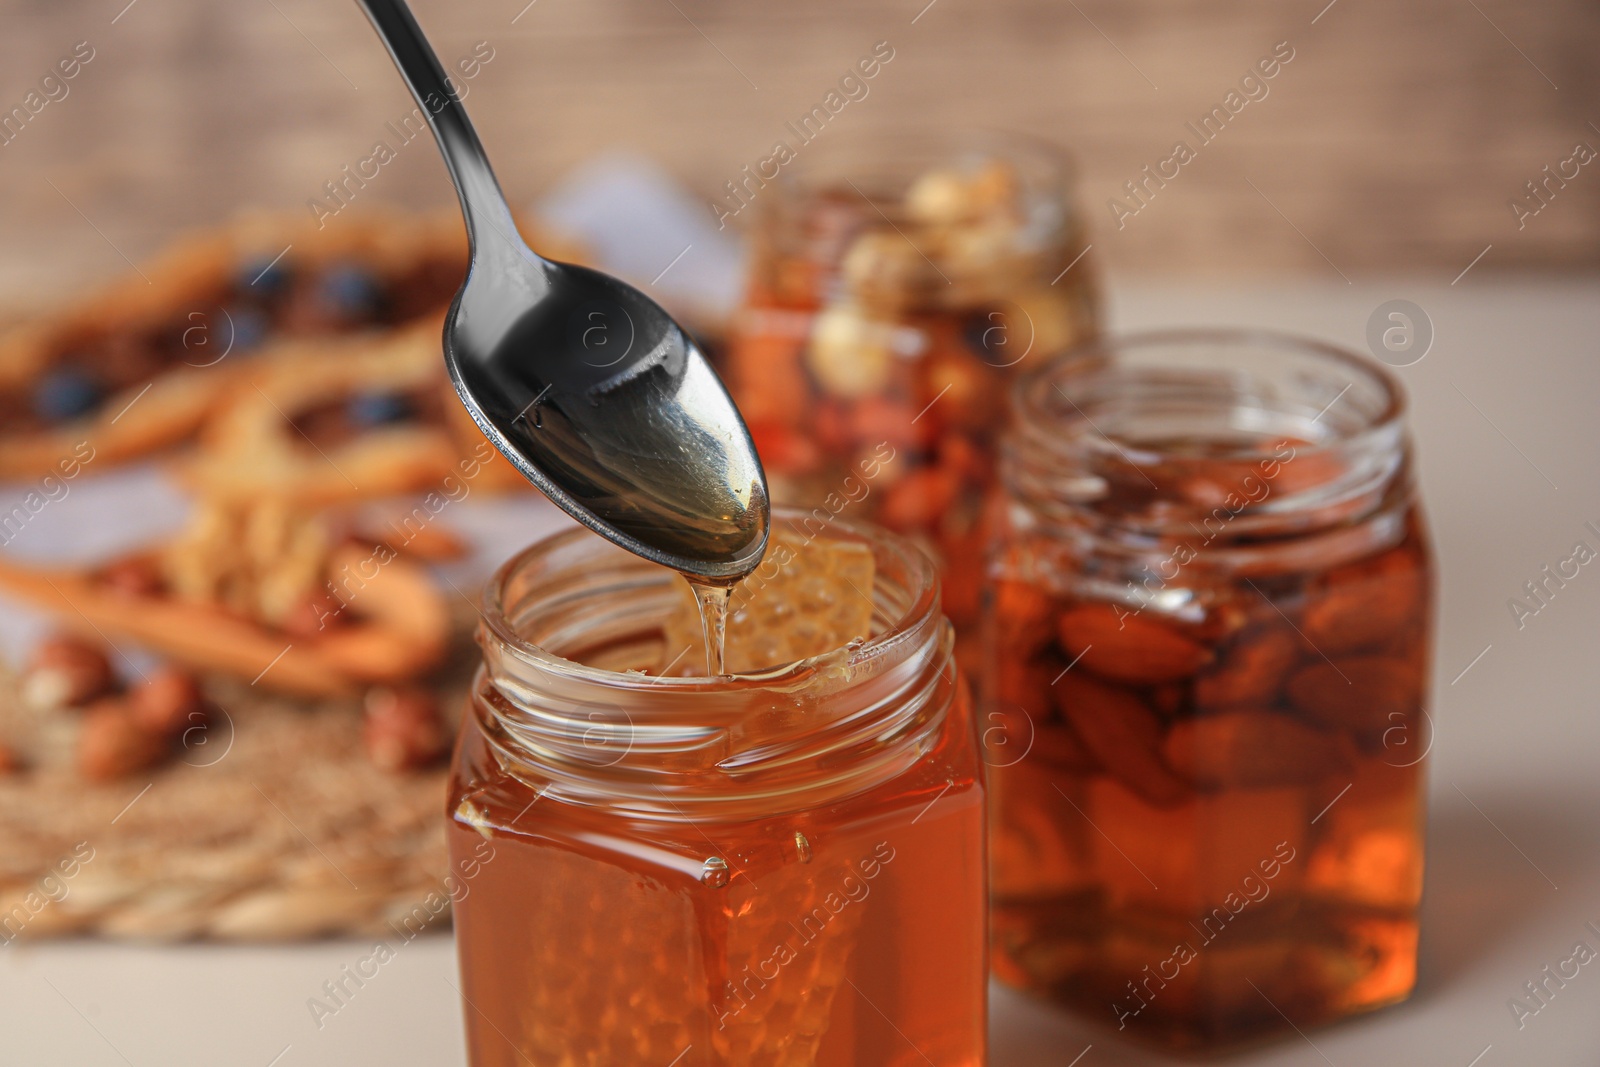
xmin=225 ymin=307 xmax=269 ymax=353
xmin=320 ymin=264 xmax=382 ymax=317
xmin=347 ymin=391 xmax=414 ymax=427
xmin=33 ymin=370 xmax=103 ymax=422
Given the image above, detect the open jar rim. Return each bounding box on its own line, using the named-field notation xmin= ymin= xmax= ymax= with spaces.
xmin=471 ymin=510 xmax=960 ymax=818
xmin=479 ymin=509 xmax=944 ymax=693
xmin=1005 ymin=328 xmax=1417 ymax=559
xmin=1014 ymin=327 xmax=1407 ymax=462
xmin=763 ymin=125 xmax=1082 ymax=206
xmin=747 ymin=128 xmax=1088 ymax=272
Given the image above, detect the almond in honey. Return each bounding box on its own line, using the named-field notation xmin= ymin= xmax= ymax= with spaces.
xmin=1287 ymin=654 xmax=1423 ymax=751
xmin=1052 ymin=672 xmax=1189 ymax=807
xmin=1163 ymin=710 xmax=1356 ymax=789
xmin=1056 ymin=604 xmax=1211 ymax=685
xmin=1192 ymin=627 xmax=1298 ymax=707
xmin=1302 ymin=549 xmax=1424 ymax=653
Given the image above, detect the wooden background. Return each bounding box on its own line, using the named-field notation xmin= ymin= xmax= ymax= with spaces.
xmin=0 ymin=0 xmax=1596 ymax=301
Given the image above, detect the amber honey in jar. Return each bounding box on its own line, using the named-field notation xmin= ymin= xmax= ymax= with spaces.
xmin=721 ymin=132 xmax=1100 ymax=664
xmin=982 ymin=330 xmax=1433 ymax=1048
xmin=448 ymin=512 xmax=986 ymax=1065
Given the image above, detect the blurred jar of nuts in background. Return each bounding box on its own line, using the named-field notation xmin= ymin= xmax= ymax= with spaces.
xmin=720 ymin=132 xmax=1099 ymax=667
xmin=983 ymin=331 xmax=1434 ymax=1048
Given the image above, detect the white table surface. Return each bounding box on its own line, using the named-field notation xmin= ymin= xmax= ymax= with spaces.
xmin=2 ymin=279 xmax=1597 ymax=1067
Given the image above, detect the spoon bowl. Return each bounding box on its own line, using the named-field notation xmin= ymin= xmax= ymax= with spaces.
xmin=356 ymin=0 xmax=768 ymax=581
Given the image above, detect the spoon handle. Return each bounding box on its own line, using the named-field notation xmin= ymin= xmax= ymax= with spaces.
xmin=354 ymin=0 xmax=529 ymax=263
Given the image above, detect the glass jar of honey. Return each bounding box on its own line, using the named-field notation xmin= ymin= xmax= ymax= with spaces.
xmin=983 ymin=330 xmax=1433 ymax=1048
xmin=448 ymin=514 xmax=987 ymax=1065
xmin=719 ymin=132 xmax=1100 ymax=672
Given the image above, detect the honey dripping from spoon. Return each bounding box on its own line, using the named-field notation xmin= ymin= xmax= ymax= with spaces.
xmin=686 ymin=577 xmax=733 ymax=677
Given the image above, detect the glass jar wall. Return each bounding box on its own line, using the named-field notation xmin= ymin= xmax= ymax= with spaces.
xmin=448 ymin=515 xmax=987 ymax=1066
xmin=983 ymin=331 xmax=1433 ymax=1048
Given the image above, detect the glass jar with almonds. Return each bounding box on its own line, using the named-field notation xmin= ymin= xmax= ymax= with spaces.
xmin=720 ymin=132 xmax=1099 ymax=671
xmin=983 ymin=331 xmax=1433 ymax=1048
xmin=448 ymin=513 xmax=985 ymax=1065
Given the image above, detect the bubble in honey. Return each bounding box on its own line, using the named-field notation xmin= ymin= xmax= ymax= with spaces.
xmin=701 ymin=856 xmax=731 ymax=888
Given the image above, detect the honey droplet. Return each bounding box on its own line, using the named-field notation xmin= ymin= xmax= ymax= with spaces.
xmin=700 ymin=856 xmax=731 ymax=888
xmin=794 ymin=831 xmax=813 ymax=864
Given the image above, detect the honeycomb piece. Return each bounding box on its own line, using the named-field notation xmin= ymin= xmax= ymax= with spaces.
xmin=709 ymin=851 xmax=867 ymax=1065
xmin=452 ymin=821 xmax=867 ymax=1066
xmin=662 ymin=532 xmax=876 ymax=675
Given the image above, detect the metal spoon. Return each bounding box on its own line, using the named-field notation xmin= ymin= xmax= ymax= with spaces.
xmin=354 ymin=0 xmax=769 ymax=581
